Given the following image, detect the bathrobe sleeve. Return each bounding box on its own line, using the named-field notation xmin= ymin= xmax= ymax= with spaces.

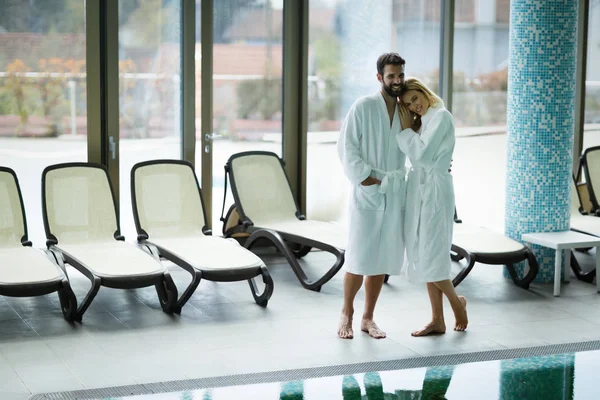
xmin=395 ymin=109 xmax=454 ymax=162
xmin=337 ymin=103 xmax=372 ymax=186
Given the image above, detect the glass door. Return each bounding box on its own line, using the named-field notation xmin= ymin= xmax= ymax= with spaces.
xmin=196 ymin=0 xmax=283 ymax=232
xmin=0 ymin=0 xmax=87 ymax=245
xmin=117 ymin=0 xmax=184 ymax=240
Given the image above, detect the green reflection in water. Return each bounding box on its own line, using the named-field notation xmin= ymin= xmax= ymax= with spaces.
xmin=342 ymin=374 xmax=362 ymax=399
xmin=281 ymin=380 xmax=304 ymax=399
xmin=338 ymin=366 xmax=455 ymax=400
xmin=500 ymin=353 xmax=575 ymax=400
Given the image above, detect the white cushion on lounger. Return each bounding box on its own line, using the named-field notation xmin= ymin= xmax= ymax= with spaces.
xmin=571 ymin=214 xmax=600 ymax=237
xmin=0 ymin=247 xmax=63 ymax=285
xmin=259 ymin=219 xmax=347 ymax=250
xmin=569 ymin=178 xmax=600 ymax=237
xmin=584 ymin=148 xmax=600 ymax=205
xmin=132 ymin=162 xmax=265 ymax=271
xmin=452 ymin=223 xmax=524 ymax=254
xmin=44 ymin=166 xmax=120 ymax=245
xmin=230 ymin=154 xmax=299 ymax=225
xmin=58 ymin=240 xmax=164 ymax=278
xmin=150 ymin=235 xmax=264 ymax=271
xmin=229 ymin=153 xmax=348 ymax=249
xmin=0 ymin=174 xmax=26 ymax=246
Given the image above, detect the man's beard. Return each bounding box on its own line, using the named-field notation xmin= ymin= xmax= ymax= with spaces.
xmin=384 ymin=83 xmax=402 ymax=97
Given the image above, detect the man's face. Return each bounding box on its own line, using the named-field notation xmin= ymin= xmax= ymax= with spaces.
xmin=378 ymin=64 xmax=405 ymax=97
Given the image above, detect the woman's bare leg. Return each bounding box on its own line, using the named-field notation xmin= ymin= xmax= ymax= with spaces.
xmin=433 ymin=279 xmax=468 ymax=331
xmin=412 ymin=282 xmax=446 ymax=336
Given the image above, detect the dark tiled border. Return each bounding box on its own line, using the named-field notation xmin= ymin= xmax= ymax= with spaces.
xmin=31 ymin=339 xmax=600 ymax=400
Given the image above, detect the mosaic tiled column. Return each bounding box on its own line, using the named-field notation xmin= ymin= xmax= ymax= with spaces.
xmin=505 ymin=0 xmax=578 ymax=282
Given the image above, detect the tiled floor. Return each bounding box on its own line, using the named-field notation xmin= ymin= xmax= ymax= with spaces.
xmin=1 ymin=247 xmax=599 ymax=399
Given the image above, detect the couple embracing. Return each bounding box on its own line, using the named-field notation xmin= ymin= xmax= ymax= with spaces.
xmin=337 ymin=52 xmax=468 ymax=340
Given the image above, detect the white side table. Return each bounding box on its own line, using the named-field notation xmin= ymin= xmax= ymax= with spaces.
xmin=522 ymin=231 xmax=600 ymax=296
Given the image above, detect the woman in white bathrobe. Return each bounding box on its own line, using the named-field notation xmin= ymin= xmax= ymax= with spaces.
xmin=396 ymin=78 xmax=468 ymax=336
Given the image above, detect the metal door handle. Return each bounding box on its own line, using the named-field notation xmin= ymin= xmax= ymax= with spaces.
xmin=204 ymin=133 xmax=223 ymax=142
xmin=109 ymin=136 xmax=116 ymax=160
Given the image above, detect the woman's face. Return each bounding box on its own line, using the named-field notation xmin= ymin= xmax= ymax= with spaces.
xmin=401 ymin=90 xmax=429 ymax=116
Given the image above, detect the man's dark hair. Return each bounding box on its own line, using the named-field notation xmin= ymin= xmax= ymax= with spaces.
xmin=376 ymin=53 xmax=406 ymax=75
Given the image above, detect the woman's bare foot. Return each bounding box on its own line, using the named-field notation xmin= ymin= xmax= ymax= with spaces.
xmin=411 ymin=320 xmax=446 ymax=337
xmin=338 ymin=314 xmax=354 ymax=339
xmin=361 ymin=319 xmax=386 ymax=339
xmin=454 ymin=296 xmax=468 ymax=332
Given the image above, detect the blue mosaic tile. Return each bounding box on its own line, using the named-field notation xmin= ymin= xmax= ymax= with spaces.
xmin=505 ymin=0 xmax=578 ymax=282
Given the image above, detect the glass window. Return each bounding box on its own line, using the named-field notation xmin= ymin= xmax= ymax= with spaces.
xmin=0 ymin=0 xmax=87 ymax=245
xmin=451 ymin=0 xmax=511 ymax=232
xmin=204 ymin=0 xmax=283 ymax=230
xmin=583 ymin=1 xmax=600 ymax=150
xmin=306 ymin=0 xmax=441 ymax=223
xmin=117 ymin=0 xmax=183 ymax=240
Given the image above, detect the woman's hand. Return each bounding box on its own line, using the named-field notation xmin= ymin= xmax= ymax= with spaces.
xmin=398 ymin=103 xmax=413 ymax=130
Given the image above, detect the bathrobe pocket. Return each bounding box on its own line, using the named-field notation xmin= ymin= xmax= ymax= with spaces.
xmin=354 ymin=183 xmax=384 ymax=211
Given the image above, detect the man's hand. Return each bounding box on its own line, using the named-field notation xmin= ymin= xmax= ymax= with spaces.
xmin=361 ymin=176 xmax=382 ymax=186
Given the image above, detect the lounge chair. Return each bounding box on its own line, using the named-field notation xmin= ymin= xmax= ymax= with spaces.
xmin=579 ymin=146 xmax=600 ymax=214
xmin=42 ymin=163 xmax=178 ymax=321
xmin=451 ymin=210 xmax=539 ymax=288
xmin=130 ymin=160 xmax=273 ymax=310
xmin=0 ymin=167 xmax=77 ymax=321
xmin=569 ymin=175 xmax=598 ymax=283
xmin=223 ymin=151 xmax=345 ymax=291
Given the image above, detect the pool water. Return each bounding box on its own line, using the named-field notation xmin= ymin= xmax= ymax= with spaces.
xmin=106 ymin=350 xmax=599 ymax=399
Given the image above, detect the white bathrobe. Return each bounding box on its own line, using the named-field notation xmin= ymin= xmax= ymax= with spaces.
xmin=395 ymin=104 xmax=455 ymax=283
xmin=337 ymin=91 xmax=407 ymax=276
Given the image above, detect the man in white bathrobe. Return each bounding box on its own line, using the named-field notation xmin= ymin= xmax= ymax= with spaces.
xmin=337 ymin=53 xmax=407 ymax=339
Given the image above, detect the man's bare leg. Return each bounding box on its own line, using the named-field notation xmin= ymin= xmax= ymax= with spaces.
xmin=361 ymin=274 xmax=387 ymax=339
xmin=412 ymin=282 xmax=446 ymax=337
xmin=433 ymin=279 xmax=468 ymax=331
xmin=338 ymin=272 xmax=364 ymax=339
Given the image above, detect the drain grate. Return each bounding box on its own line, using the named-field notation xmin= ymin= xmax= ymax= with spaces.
xmin=30 ymin=339 xmax=600 ymax=399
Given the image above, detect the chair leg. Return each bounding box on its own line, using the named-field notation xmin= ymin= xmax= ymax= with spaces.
xmin=384 ymin=274 xmax=390 ymax=283
xmin=245 ymin=229 xmax=339 ymax=292
xmin=450 ymin=251 xmax=464 ymax=262
xmin=156 ymin=272 xmax=179 ymax=313
xmin=57 ymin=279 xmax=77 ymax=322
xmin=452 ymin=253 xmax=475 ymax=287
xmin=570 ymin=251 xmax=596 ymax=283
xmin=173 ymin=271 xmax=201 ymax=313
xmin=75 ymin=276 xmax=101 ymax=322
xmin=248 ymin=266 xmax=274 ymax=307
xmin=506 ymin=250 xmax=539 ymax=289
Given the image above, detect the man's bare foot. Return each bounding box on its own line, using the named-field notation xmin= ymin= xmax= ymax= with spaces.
xmin=361 ymin=319 xmax=386 ymax=339
xmin=338 ymin=314 xmax=354 ymax=339
xmin=411 ymin=320 xmax=446 ymax=337
xmin=454 ymin=296 xmax=468 ymax=332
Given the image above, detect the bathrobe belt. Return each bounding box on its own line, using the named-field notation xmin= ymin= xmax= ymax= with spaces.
xmin=370 ymin=166 xmax=407 ymax=194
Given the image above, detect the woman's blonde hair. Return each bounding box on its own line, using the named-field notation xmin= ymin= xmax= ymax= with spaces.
xmin=401 ymin=78 xmax=443 ymax=108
